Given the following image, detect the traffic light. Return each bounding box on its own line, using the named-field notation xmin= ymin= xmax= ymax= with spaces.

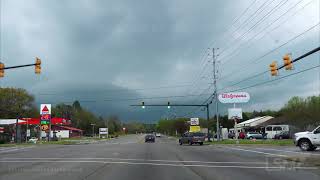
xmin=0 ymin=63 xmax=4 ymax=78
xmin=167 ymin=102 xmax=171 ymax=109
xmin=283 ymin=54 xmax=293 ymax=70
xmin=269 ymin=61 xmax=278 ymax=76
xmin=35 ymin=57 xmax=41 ymax=74
xmin=142 ymin=102 xmax=145 ymax=109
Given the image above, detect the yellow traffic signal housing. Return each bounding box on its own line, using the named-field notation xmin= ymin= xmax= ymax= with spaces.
xmin=283 ymin=54 xmax=293 ymax=70
xmin=35 ymin=57 xmax=41 ymax=74
xmin=0 ymin=63 xmax=4 ymax=78
xmin=269 ymin=61 xmax=278 ymax=76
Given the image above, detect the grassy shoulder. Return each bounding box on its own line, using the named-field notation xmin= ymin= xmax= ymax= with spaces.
xmin=207 ymin=139 xmax=294 ymax=146
xmin=0 ymin=136 xmax=114 ymax=146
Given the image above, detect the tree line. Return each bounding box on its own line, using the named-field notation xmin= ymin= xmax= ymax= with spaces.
xmin=156 ymin=95 xmax=320 ymax=135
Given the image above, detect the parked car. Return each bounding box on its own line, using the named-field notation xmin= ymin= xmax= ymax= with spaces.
xmin=179 ymin=132 xmax=205 ymax=145
xmin=274 ymin=131 xmax=290 ymax=139
xmin=155 ymin=133 xmax=161 ymax=137
xmin=294 ymin=125 xmax=320 ymax=151
xmin=228 ymin=132 xmax=235 ymax=139
xmin=265 ymin=125 xmax=289 ymax=139
xmin=246 ymin=132 xmax=263 ymax=139
xmin=145 ymin=134 xmax=155 ymax=143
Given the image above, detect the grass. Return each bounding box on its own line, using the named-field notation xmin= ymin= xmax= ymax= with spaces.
xmin=38 ymin=140 xmax=77 ymax=145
xmin=207 ymin=139 xmax=294 ymax=146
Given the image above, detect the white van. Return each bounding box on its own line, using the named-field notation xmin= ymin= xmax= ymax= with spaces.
xmin=265 ymin=125 xmax=289 ymax=139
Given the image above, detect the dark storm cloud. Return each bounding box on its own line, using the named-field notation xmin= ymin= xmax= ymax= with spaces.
xmin=1 ymin=0 xmax=319 ymax=121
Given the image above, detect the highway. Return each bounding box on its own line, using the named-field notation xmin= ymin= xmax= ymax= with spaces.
xmin=0 ymin=135 xmax=319 ymax=180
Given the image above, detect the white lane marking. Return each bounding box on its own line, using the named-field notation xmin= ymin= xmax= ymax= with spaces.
xmin=253 ymin=147 xmax=320 ymax=156
xmin=0 ymin=160 xmax=317 ymax=170
xmin=221 ymin=146 xmax=288 ymax=157
xmin=0 ymin=147 xmax=33 ymax=153
xmin=0 ymin=157 xmax=266 ymax=164
xmin=0 ymin=147 xmax=18 ymax=151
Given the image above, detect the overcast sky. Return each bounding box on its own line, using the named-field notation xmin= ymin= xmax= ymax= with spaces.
xmin=0 ymin=0 xmax=319 ymax=122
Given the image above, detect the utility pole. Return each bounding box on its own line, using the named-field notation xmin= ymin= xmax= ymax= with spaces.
xmin=206 ymin=103 xmax=211 ymax=142
xmin=212 ymin=48 xmax=220 ymax=141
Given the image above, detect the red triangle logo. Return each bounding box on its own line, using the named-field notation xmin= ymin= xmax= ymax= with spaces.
xmin=42 ymin=106 xmax=49 ymax=112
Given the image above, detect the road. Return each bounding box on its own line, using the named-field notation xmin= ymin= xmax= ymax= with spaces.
xmin=0 ymin=135 xmax=319 ymax=180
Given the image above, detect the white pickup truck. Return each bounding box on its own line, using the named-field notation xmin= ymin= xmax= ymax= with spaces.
xmin=294 ymin=125 xmax=320 ymax=151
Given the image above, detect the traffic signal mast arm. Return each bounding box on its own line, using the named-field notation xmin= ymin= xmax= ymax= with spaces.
xmin=1 ymin=63 xmax=38 ymax=70
xmin=269 ymin=46 xmax=319 ymax=76
xmin=279 ymin=46 xmax=319 ymax=71
xmin=131 ymin=104 xmax=208 ymax=107
xmin=0 ymin=57 xmax=41 ymax=78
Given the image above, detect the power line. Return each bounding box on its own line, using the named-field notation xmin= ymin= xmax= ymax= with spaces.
xmin=220 ymin=0 xmax=288 ymax=57
xmin=206 ymin=0 xmax=258 ymax=49
xmin=225 ymin=64 xmax=320 ymax=93
xmin=219 ymin=0 xmax=275 ymax=55
xmin=219 ymin=22 xmax=320 ymax=82
xmin=220 ymin=46 xmax=320 ymax=92
xmin=185 ymin=0 xmax=260 ymax=96
xmin=219 ymin=0 xmax=306 ymax=65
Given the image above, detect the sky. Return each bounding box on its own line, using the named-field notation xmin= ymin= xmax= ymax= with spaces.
xmin=0 ymin=0 xmax=319 ymax=122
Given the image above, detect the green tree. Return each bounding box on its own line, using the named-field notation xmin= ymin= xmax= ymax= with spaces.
xmin=0 ymin=88 xmax=37 ymax=118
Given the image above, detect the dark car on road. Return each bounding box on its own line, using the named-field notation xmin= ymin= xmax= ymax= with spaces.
xmin=145 ymin=134 xmax=155 ymax=143
xmin=179 ymin=132 xmax=205 ymax=145
xmin=274 ymin=131 xmax=290 ymax=139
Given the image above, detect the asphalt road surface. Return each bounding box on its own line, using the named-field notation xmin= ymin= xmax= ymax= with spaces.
xmin=0 ymin=135 xmax=319 ymax=180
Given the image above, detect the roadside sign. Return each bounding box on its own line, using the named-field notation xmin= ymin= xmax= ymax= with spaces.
xmin=218 ymin=92 xmax=250 ymax=104
xmin=27 ymin=129 xmax=31 ymax=137
xmin=40 ymin=104 xmax=51 ymax=131
xmin=190 ymin=118 xmax=199 ymax=126
xmin=41 ymin=114 xmax=51 ymax=120
xmin=189 ymin=126 xmax=201 ymax=132
xmin=228 ymin=108 xmax=243 ymax=120
xmin=0 ymin=127 xmax=4 ymax=133
xmin=99 ymin=128 xmax=108 ymax=135
xmin=40 ymin=114 xmax=51 ymax=125
xmin=41 ymin=125 xmax=49 ymax=131
xmin=40 ymin=104 xmax=51 ymax=115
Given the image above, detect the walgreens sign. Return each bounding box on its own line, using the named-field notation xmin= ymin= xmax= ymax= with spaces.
xmin=218 ymin=92 xmax=250 ymax=103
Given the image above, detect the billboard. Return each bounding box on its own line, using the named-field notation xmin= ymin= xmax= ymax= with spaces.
xmin=190 ymin=118 xmax=199 ymax=126
xmin=228 ymin=108 xmax=243 ymax=120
